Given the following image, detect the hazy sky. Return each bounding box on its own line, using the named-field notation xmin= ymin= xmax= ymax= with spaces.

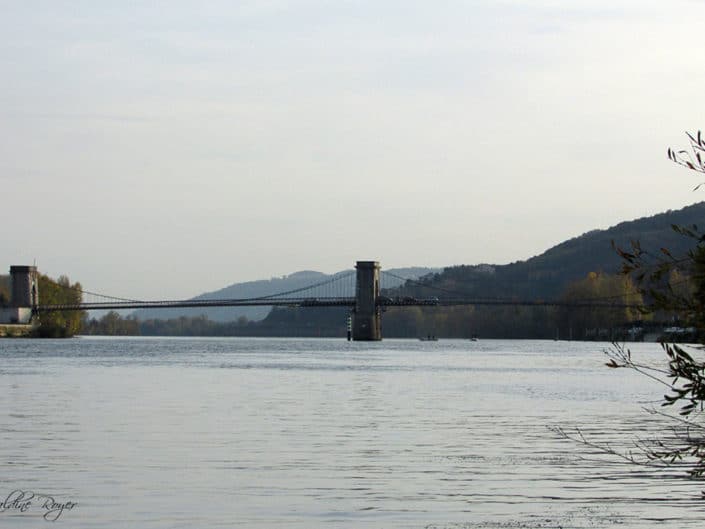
xmin=3 ymin=0 xmax=705 ymax=300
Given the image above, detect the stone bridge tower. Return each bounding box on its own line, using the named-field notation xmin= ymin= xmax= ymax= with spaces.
xmin=352 ymin=261 xmax=381 ymax=341
xmin=10 ymin=265 xmax=38 ymax=309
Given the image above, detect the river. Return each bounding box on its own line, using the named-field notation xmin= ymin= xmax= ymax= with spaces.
xmin=0 ymin=337 xmax=702 ymax=527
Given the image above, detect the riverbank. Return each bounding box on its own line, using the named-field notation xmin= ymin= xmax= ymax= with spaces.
xmin=0 ymin=323 xmax=34 ymax=337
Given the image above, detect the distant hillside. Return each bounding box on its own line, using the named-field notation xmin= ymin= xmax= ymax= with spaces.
xmin=87 ymin=202 xmax=705 ymax=338
xmin=133 ymin=266 xmax=439 ymax=322
xmin=257 ymin=201 xmax=705 ymax=339
xmin=405 ymin=201 xmax=705 ymax=301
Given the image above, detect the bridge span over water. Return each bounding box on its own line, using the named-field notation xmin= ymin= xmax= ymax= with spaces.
xmin=7 ymin=261 xmax=638 ymax=341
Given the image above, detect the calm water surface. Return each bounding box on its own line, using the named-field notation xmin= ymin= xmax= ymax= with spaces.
xmin=0 ymin=337 xmax=703 ymax=528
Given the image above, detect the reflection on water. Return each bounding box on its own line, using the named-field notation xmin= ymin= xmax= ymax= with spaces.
xmin=0 ymin=338 xmax=703 ymax=528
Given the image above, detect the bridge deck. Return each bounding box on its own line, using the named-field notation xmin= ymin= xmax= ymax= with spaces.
xmin=35 ymin=297 xmax=636 ymax=312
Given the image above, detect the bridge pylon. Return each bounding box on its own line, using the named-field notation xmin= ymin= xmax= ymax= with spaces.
xmin=2 ymin=265 xmax=38 ymax=325
xmin=352 ymin=261 xmax=381 ymax=341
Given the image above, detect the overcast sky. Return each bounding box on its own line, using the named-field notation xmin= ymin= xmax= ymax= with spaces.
xmin=3 ymin=0 xmax=705 ymax=300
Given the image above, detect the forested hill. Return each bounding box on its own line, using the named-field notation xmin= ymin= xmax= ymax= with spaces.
xmin=87 ymin=202 xmax=705 ymax=338
xmin=398 ymin=201 xmax=705 ymax=301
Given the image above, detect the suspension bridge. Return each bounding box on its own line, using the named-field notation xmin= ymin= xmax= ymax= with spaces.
xmin=5 ymin=262 xmax=639 ymax=341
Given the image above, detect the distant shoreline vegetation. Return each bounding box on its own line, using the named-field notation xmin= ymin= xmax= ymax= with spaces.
xmin=80 ymin=279 xmax=660 ymax=341
xmin=32 ymin=261 xmax=702 ymax=340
